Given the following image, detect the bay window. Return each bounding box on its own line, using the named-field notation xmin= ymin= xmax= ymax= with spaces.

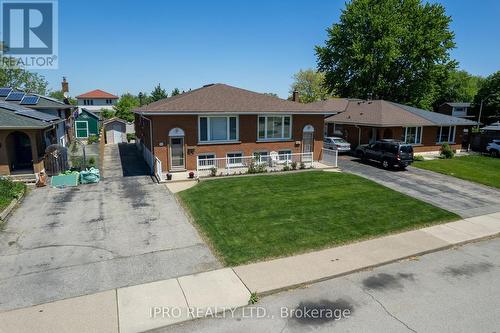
xmin=257 ymin=115 xmax=292 ymax=140
xmin=436 ymin=126 xmax=456 ymax=143
xmin=199 ymin=116 xmax=238 ymax=142
xmin=402 ymin=127 xmax=422 ymax=144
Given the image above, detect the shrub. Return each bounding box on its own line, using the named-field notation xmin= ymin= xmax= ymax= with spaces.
xmin=282 ymin=165 xmax=291 ymax=171
xmin=247 ymin=160 xmax=266 ymax=174
xmin=0 ymin=178 xmax=26 ymax=210
xmin=440 ymin=143 xmax=454 ymax=159
xmin=87 ymin=134 xmax=99 ymax=144
xmin=290 ymin=161 xmax=297 ymax=170
xmin=299 ymin=162 xmax=306 ymax=169
xmin=413 ymin=155 xmax=425 ymax=162
xmin=88 ymin=156 xmax=96 ymax=167
xmin=210 ymin=167 xmax=217 ymax=177
xmin=127 ymin=133 xmax=136 ymax=142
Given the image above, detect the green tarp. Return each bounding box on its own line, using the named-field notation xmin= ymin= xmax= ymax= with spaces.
xmin=80 ymin=167 xmax=100 ymax=184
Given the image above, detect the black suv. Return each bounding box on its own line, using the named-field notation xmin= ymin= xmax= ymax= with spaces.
xmin=355 ymin=140 xmax=414 ymax=169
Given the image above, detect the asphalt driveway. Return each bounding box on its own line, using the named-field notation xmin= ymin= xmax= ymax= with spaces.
xmin=338 ymin=155 xmax=500 ymax=218
xmin=0 ymin=144 xmax=220 ymax=312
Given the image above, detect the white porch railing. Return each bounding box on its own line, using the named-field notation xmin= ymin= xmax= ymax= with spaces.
xmin=196 ymin=152 xmax=314 ymax=177
xmin=154 ymin=157 xmax=164 ymax=182
xmin=320 ymin=148 xmax=338 ymax=167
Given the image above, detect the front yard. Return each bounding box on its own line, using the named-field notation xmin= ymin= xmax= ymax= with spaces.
xmin=178 ymin=171 xmax=458 ymax=265
xmin=414 ymin=155 xmax=500 ymax=189
xmin=0 ymin=178 xmax=25 ymax=216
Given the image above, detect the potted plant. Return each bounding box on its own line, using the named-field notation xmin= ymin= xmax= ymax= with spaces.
xmin=189 ymin=171 xmax=195 ymax=179
xmin=166 ymin=173 xmax=172 ymax=181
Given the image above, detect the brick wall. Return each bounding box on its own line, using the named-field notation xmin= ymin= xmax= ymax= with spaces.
xmin=145 ymin=114 xmax=324 ymax=172
xmin=328 ymin=124 xmax=469 ymax=153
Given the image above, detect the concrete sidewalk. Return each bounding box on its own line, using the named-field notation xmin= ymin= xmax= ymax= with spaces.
xmin=1 ymin=213 xmax=499 ymax=333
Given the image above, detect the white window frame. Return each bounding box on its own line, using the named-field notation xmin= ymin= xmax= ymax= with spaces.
xmin=75 ymin=120 xmax=89 ymax=138
xmin=197 ymin=153 xmax=216 ymax=170
xmin=226 ymin=152 xmax=244 ymax=167
xmin=198 ymin=115 xmax=239 ymax=143
xmin=403 ymin=126 xmax=422 ymax=145
xmin=257 ymin=115 xmax=292 ymax=141
xmin=437 ymin=126 xmax=456 ymax=143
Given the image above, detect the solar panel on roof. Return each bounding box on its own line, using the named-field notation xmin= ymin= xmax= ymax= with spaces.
xmin=0 ymin=101 xmax=32 ymax=112
xmin=0 ymin=88 xmax=13 ymax=97
xmin=5 ymin=92 xmax=25 ymax=101
xmin=20 ymin=95 xmax=40 ymax=105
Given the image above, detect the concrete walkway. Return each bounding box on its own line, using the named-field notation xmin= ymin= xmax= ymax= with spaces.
xmin=1 ymin=212 xmax=499 ymax=332
xmin=338 ymin=156 xmax=500 ymax=218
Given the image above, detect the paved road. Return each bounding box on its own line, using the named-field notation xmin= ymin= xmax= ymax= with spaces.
xmin=155 ymin=236 xmax=500 ymax=333
xmin=0 ymin=143 xmax=220 ymax=312
xmin=338 ymin=155 xmax=500 ymax=218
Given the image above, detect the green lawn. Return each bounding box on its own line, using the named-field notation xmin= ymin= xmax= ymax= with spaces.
xmin=0 ymin=178 xmax=25 ymax=212
xmin=178 ymin=171 xmax=458 ymax=265
xmin=414 ymin=155 xmax=500 ymax=189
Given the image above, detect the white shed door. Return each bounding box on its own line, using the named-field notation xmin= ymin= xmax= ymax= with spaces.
xmin=112 ymin=123 xmax=123 ymax=143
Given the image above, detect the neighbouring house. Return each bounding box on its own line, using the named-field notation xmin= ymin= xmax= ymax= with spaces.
xmin=104 ymin=117 xmax=131 ymax=144
xmin=133 ymin=83 xmax=342 ymax=175
xmin=0 ymin=87 xmax=75 ymax=147
xmin=325 ymin=100 xmax=477 ymax=153
xmin=74 ymin=108 xmax=100 ymax=139
xmin=75 ymin=89 xmax=119 ymax=114
xmin=437 ymin=102 xmax=474 ymax=119
xmin=0 ymin=104 xmax=67 ymax=176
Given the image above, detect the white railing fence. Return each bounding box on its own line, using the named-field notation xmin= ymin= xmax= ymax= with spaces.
xmin=320 ymin=148 xmax=338 ymax=167
xmin=154 ymin=157 xmax=164 ymax=182
xmin=196 ymin=152 xmax=314 ymax=177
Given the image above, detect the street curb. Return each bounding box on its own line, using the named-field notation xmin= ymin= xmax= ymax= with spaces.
xmin=250 ymin=232 xmax=500 ymax=298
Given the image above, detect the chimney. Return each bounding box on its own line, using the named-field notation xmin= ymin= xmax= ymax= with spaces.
xmin=61 ymin=77 xmax=69 ymax=93
xmin=292 ymin=90 xmax=299 ymax=102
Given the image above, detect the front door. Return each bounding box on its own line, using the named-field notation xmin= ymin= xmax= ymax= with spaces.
xmin=170 ymin=137 xmax=185 ymax=170
xmin=302 ymin=129 xmax=314 ymax=162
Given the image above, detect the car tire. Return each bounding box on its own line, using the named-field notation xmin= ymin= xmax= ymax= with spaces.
xmin=382 ymin=159 xmax=390 ymax=169
xmin=491 ymin=150 xmax=499 ymax=158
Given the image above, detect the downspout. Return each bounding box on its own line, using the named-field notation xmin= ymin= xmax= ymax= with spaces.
xmin=355 ymin=125 xmax=361 ymax=147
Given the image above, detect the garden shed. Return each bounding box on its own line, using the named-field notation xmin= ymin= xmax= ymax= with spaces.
xmin=104 ymin=118 xmax=127 ymax=144
xmin=74 ymin=108 xmax=100 ymax=139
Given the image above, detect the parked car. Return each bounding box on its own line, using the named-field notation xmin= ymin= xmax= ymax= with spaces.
xmin=356 ymin=140 xmax=414 ymax=169
xmin=324 ymin=137 xmax=351 ymax=153
xmin=486 ymin=139 xmax=500 ymax=157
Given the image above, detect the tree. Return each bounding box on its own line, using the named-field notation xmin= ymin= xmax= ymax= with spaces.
xmin=113 ymin=93 xmax=139 ymax=122
xmin=0 ymin=62 xmax=48 ymax=94
xmin=101 ymin=108 xmax=115 ymax=119
xmin=290 ymin=69 xmax=329 ymax=103
xmin=171 ymin=88 xmax=181 ymax=96
xmin=434 ymin=70 xmax=484 ymax=108
xmin=473 ymin=71 xmax=500 ymax=123
xmin=316 ymin=0 xmax=456 ymax=110
xmin=48 ymin=90 xmax=77 ymax=105
xmin=150 ymin=83 xmax=168 ymax=102
xmin=263 ymin=92 xmax=278 ymax=97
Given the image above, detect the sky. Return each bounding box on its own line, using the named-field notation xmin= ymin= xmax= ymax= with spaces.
xmin=36 ymin=0 xmax=500 ymax=99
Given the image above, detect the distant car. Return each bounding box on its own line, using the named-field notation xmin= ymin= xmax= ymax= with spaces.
xmin=355 ymin=140 xmax=414 ymax=169
xmin=324 ymin=137 xmax=351 ymax=153
xmin=486 ymin=139 xmax=500 ymax=157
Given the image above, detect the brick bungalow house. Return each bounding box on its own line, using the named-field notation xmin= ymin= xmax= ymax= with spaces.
xmin=325 ymin=100 xmax=477 ymax=153
xmin=133 ymin=84 xmax=343 ymax=174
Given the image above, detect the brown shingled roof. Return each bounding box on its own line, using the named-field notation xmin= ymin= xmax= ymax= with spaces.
xmin=134 ymin=83 xmax=347 ymax=114
xmin=326 ymin=100 xmax=477 ymax=127
xmin=326 ymin=100 xmax=435 ymax=126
